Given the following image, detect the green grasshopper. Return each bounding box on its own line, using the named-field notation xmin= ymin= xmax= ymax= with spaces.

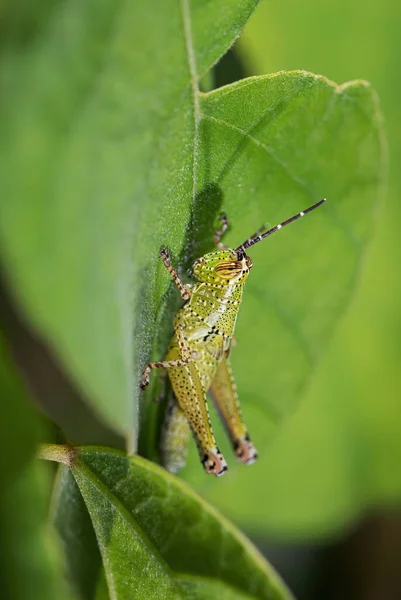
xmin=140 ymin=198 xmax=326 ymax=476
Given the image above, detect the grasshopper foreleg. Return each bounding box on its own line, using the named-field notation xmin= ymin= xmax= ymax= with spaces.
xmin=160 ymin=248 xmax=192 ymax=300
xmin=140 ymin=355 xmax=192 ymax=390
xmin=140 ymin=251 xmax=194 ymax=390
xmin=214 ymin=214 xmax=229 ymax=250
xmin=140 ymin=312 xmax=198 ymax=389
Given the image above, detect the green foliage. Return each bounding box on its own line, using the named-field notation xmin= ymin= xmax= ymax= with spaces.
xmin=0 ymin=0 xmax=387 ymax=597
xmin=49 ymin=446 xmax=292 ymax=599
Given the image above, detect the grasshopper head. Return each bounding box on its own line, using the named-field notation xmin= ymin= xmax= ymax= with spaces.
xmin=193 ymin=248 xmax=253 ymax=285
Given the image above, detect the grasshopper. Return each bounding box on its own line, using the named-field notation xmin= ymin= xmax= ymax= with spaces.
xmin=140 ymin=198 xmax=326 ymax=476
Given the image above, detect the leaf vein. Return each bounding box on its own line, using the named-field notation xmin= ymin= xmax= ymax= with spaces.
xmin=201 ymin=112 xmax=316 ymax=195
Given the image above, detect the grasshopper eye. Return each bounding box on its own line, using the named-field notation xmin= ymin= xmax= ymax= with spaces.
xmin=214 ymin=261 xmax=242 ymax=279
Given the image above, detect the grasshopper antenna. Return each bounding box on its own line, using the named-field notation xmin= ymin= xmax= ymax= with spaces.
xmin=236 ymin=198 xmax=326 ymax=253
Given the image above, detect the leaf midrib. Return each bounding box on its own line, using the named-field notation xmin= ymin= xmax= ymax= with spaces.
xmin=180 ymin=0 xmax=201 ymax=207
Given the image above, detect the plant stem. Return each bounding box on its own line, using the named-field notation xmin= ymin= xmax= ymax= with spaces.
xmin=37 ymin=443 xmax=76 ymax=466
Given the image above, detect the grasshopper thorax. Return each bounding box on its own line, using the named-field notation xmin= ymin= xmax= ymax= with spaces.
xmin=193 ymin=249 xmax=253 ymax=285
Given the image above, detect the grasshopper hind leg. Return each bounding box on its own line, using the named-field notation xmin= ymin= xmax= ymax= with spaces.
xmin=161 ymin=390 xmax=191 ymax=474
xmin=162 ymin=391 xmax=228 ymax=477
xmin=166 ymin=345 xmax=228 ymax=477
xmin=233 ymin=434 xmax=258 ymax=465
xmin=209 ymin=355 xmax=258 ymax=467
xmin=201 ymin=447 xmax=228 ymax=477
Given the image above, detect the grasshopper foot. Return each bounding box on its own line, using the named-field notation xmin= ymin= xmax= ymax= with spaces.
xmin=234 ymin=435 xmax=258 ymax=465
xmin=139 ymin=370 xmax=150 ymax=390
xmin=160 ymin=247 xmax=170 ymax=263
xmin=202 ymin=447 xmax=228 ymax=477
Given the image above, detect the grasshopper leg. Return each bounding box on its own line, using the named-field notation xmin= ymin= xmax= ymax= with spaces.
xmin=166 ymin=344 xmax=228 ymax=477
xmin=209 ymin=354 xmax=258 ymax=465
xmin=161 ymin=391 xmax=191 ymax=474
xmin=214 ymin=214 xmax=229 ymax=250
xmin=160 ymin=248 xmax=192 ymax=300
xmin=139 ymin=311 xmax=198 ymax=389
xmin=140 ymin=356 xmax=191 ymax=390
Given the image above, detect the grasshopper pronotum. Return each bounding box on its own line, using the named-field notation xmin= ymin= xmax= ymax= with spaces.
xmin=140 ymin=199 xmax=326 ymax=476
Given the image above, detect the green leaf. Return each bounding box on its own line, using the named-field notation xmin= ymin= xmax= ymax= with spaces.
xmin=176 ymin=575 xmax=260 ymax=599
xmin=94 ymin=574 xmax=110 ymax=600
xmin=198 ymin=74 xmax=382 ymax=409
xmin=51 ymin=466 xmax=102 ymax=600
xmin=0 ymin=0 xmax=258 ymax=444
xmin=46 ymin=445 xmax=292 ymax=599
xmin=144 ymin=71 xmax=384 ymax=525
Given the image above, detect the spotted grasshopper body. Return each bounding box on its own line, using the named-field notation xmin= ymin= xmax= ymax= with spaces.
xmin=140 ymin=199 xmax=326 ymax=476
